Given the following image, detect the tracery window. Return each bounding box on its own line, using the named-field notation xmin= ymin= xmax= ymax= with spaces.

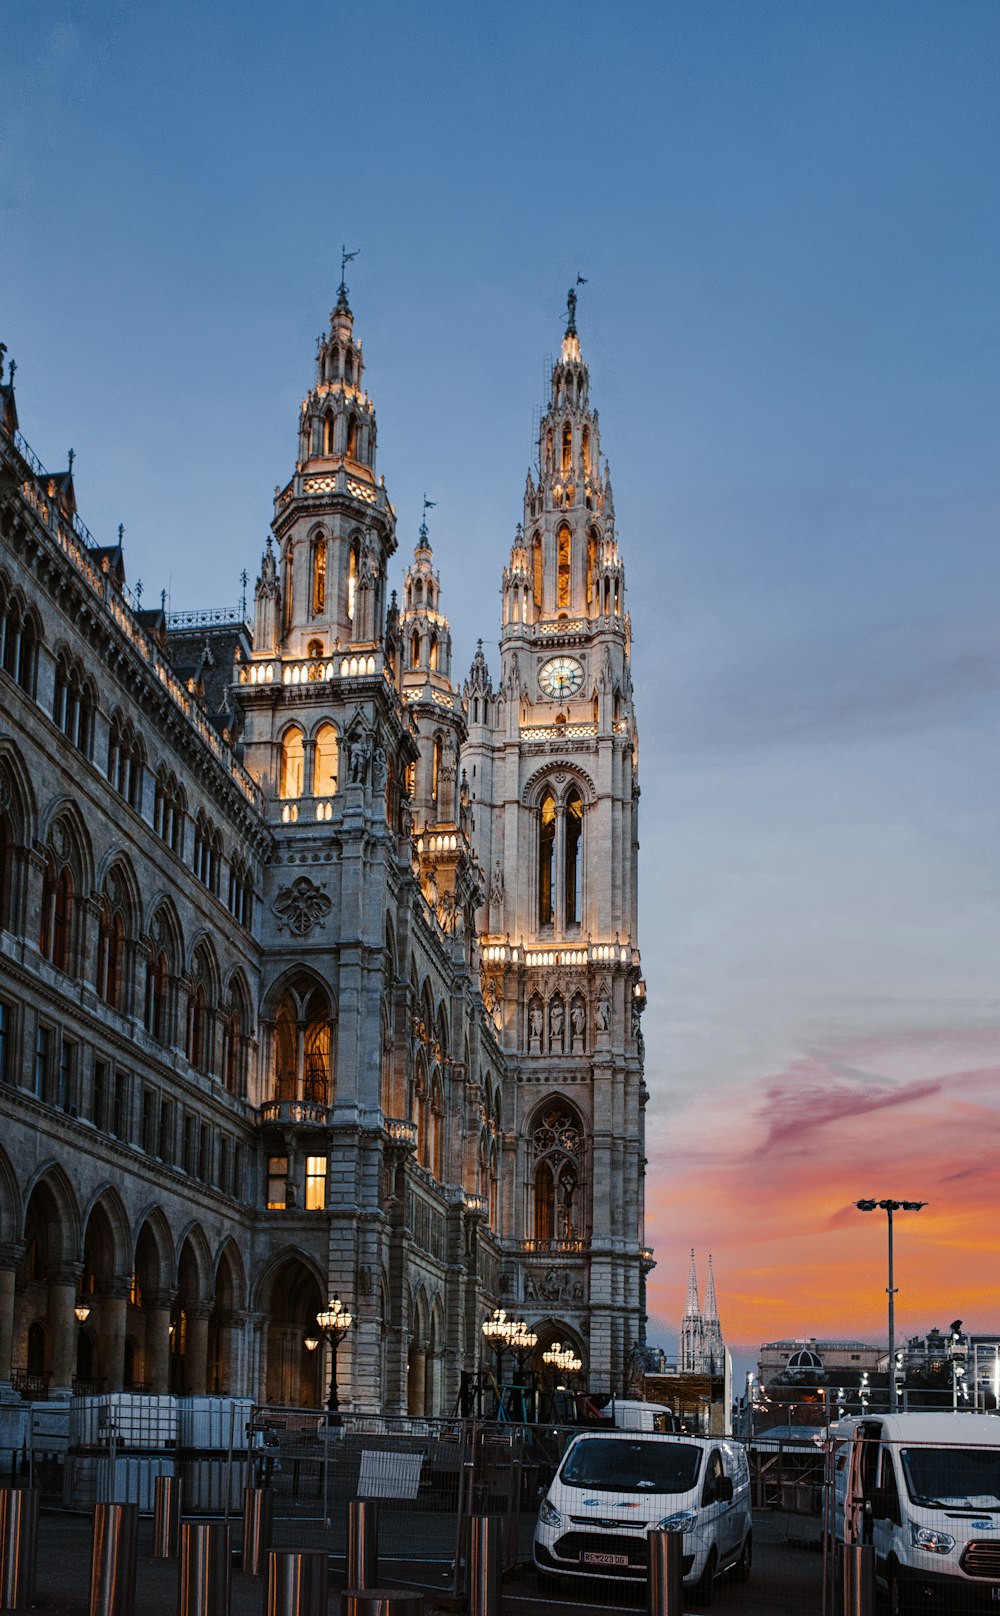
xmin=107 ymin=714 xmax=144 ymax=811
xmin=153 ymin=769 xmax=185 ymax=854
xmin=40 ymin=845 xmax=74 ymax=973
xmin=537 ymin=783 xmax=583 ymax=932
xmin=0 ymin=588 xmax=39 ymax=695
xmin=53 ymin=653 xmax=96 ymax=757
xmin=272 ymin=983 xmax=333 ymax=1107
xmin=96 ymin=871 xmax=129 ymax=1010
xmin=564 ymin=788 xmax=582 ymax=926
xmin=538 ymin=791 xmax=555 ymax=926
xmin=561 ymin=421 xmax=572 ymax=473
xmin=531 ymin=1106 xmax=584 ymax=1244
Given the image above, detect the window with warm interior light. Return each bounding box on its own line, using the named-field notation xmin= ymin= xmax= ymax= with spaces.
xmin=305 ymin=1155 xmax=327 ymax=1210
xmin=313 ymin=724 xmax=338 ymax=796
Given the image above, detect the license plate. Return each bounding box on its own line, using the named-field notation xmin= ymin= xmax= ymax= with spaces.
xmin=582 ymin=1552 xmax=629 ymax=1567
xmin=991 ymin=1589 xmax=1000 ymax=1602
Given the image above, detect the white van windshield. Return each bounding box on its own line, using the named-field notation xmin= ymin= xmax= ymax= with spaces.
xmin=561 ymin=1439 xmax=702 ymax=1494
xmin=900 ymin=1447 xmax=1000 ymax=1510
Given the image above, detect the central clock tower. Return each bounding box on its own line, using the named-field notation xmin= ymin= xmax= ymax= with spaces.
xmin=463 ymin=297 xmax=649 ymax=1391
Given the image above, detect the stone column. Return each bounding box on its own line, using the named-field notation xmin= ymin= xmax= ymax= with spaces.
xmin=217 ymin=1313 xmax=245 ymax=1397
xmin=407 ymin=1346 xmax=426 ymax=1416
xmin=145 ymin=1293 xmax=174 ymax=1394
xmin=47 ymin=1272 xmax=80 ymax=1395
xmin=186 ymin=1306 xmax=211 ymax=1396
xmin=100 ymin=1284 xmax=129 ymax=1392
xmin=0 ymin=1264 xmax=17 ymax=1396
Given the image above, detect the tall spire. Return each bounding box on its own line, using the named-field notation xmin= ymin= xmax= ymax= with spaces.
xmin=684 ymin=1249 xmax=701 ymax=1318
xmin=705 ymin=1255 xmax=719 ymax=1323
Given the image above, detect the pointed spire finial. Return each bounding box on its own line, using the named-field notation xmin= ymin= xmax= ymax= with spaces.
xmin=684 ymin=1248 xmax=701 ymax=1318
xmin=67 ymin=447 xmax=75 ymax=475
xmin=8 ymin=359 xmax=15 ymax=383
xmin=337 ymin=246 xmax=360 ymax=310
xmin=118 ymin=523 xmax=124 ymax=545
xmin=0 ymin=344 xmax=6 ymax=381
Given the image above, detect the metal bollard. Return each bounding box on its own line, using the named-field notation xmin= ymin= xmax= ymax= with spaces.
xmin=347 ymin=1499 xmax=379 ymax=1590
xmin=467 ymin=1515 xmax=503 ymax=1616
xmin=648 ymin=1528 xmax=683 ymax=1616
xmin=340 ymin=1593 xmax=424 ymax=1616
xmin=842 ymin=1542 xmax=875 ymax=1616
xmin=241 ymin=1487 xmax=273 ymax=1576
xmin=0 ymin=1488 xmax=39 ymax=1612
xmin=264 ymin=1550 xmax=328 ymax=1616
xmin=178 ymin=1521 xmax=231 ymax=1616
xmin=153 ymin=1475 xmax=183 ymax=1559
xmin=90 ymin=1502 xmax=138 ymax=1616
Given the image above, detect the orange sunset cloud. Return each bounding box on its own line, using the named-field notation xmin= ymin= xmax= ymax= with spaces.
xmin=644 ymin=1028 xmax=1000 ymax=1353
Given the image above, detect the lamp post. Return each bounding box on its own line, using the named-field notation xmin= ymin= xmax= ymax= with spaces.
xmin=316 ymin=1295 xmax=353 ymax=1425
xmin=855 ymin=1198 xmax=926 ymax=1412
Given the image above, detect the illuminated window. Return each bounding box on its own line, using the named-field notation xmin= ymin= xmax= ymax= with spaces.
xmin=313 ymin=724 xmax=338 ymax=796
xmin=280 ymin=728 xmax=305 ymax=799
xmin=564 ymin=789 xmax=582 ymax=926
xmin=432 ymin=736 xmax=442 ymax=805
xmin=305 ymin=1155 xmax=327 ymax=1210
xmin=561 ymin=421 xmax=572 ymax=473
xmin=410 ymin=631 xmax=420 ymax=668
xmin=266 ymin=1156 xmax=288 ymax=1210
xmin=532 ymin=533 xmax=542 ymax=607
xmin=582 ymin=426 xmax=591 ymax=475
xmin=557 ymin=526 xmax=571 ymax=608
xmin=538 ymin=792 xmax=555 ymax=926
xmin=347 ymin=539 xmax=359 ymax=622
xmin=311 ymin=540 xmax=326 ymax=616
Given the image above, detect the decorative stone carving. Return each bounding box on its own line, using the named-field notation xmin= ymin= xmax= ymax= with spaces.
xmin=528 ymin=999 xmax=543 ymax=1053
xmin=271 ymin=876 xmax=332 ymax=936
xmin=595 ymin=987 xmax=611 ymax=1033
xmin=571 ymin=998 xmax=586 ymax=1054
xmin=371 ymin=745 xmax=387 ymax=795
xmin=549 ymin=998 xmax=564 ymax=1054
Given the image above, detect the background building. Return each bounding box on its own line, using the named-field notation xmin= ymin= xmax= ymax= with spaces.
xmin=0 ymin=284 xmax=647 ymax=1412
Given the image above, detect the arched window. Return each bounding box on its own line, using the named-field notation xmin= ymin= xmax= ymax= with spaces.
xmin=347 ymin=538 xmax=359 ymax=622
xmin=271 ymin=982 xmax=334 ymax=1107
xmin=564 ymin=788 xmax=583 ymax=926
xmin=323 ymin=414 xmax=334 ymax=455
xmin=545 ymin=428 xmax=553 ymax=470
xmin=280 ymin=728 xmax=305 ymax=799
xmin=582 ymin=426 xmax=591 ymax=475
xmin=428 ymin=635 xmax=439 ymax=672
xmin=432 ymin=736 xmax=442 ymax=806
xmin=346 ymin=414 xmax=358 ymax=459
xmin=96 ymin=896 xmax=126 ymax=1010
xmin=531 ymin=533 xmax=542 ymax=608
xmin=538 ymin=791 xmax=555 ymax=926
xmin=40 ymin=848 xmax=74 ymax=973
xmin=0 ymin=810 xmax=13 ymax=932
xmin=311 ymin=536 xmax=327 ymax=616
xmin=187 ymin=948 xmax=216 ymax=1072
xmin=557 ymin=526 xmax=571 ymax=608
xmin=428 ymin=1075 xmax=444 ymax=1180
xmin=410 ymin=631 xmax=420 ymax=669
xmin=313 ymin=724 xmax=338 ymax=797
xmin=561 ymin=421 xmax=572 ymax=473
xmin=587 ymin=530 xmax=598 ymax=606
xmin=531 ymin=1106 xmax=584 ymax=1244
xmin=146 ymin=947 xmax=169 ymax=1042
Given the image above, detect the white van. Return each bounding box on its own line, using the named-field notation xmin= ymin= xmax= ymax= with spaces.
xmin=606 ymin=1398 xmax=678 ymax=1432
xmin=533 ymin=1430 xmax=752 ymax=1605
xmin=832 ymin=1413 xmax=1000 ymax=1611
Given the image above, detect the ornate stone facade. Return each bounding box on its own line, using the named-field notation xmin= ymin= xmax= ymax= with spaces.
xmin=0 ymin=283 xmax=648 ymax=1412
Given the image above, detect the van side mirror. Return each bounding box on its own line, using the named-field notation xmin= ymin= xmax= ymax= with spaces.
xmin=715 ymin=1476 xmax=734 ymax=1503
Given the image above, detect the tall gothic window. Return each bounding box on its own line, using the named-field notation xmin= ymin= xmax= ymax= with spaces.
xmin=582 ymin=425 xmax=591 ymax=475
xmin=561 ymin=421 xmax=572 ymax=473
xmin=564 ymin=788 xmax=583 ymax=926
xmin=531 ymin=533 xmax=542 ymax=608
xmin=557 ymin=526 xmax=571 ymax=608
xmin=272 ymin=983 xmax=333 ymax=1106
xmin=410 ymin=631 xmax=420 ymax=668
xmin=347 ymin=539 xmax=359 ymax=623
xmin=280 ymin=728 xmax=305 ymax=799
xmin=40 ymin=846 xmax=74 ymax=973
xmin=96 ymin=877 xmax=128 ymax=1010
xmin=538 ymin=791 xmax=555 ymax=927
xmin=311 ymin=537 xmax=327 ymax=616
xmin=531 ymin=1106 xmax=584 ymax=1245
xmin=313 ymin=724 xmax=338 ymax=797
xmin=432 ymin=736 xmax=442 ymax=807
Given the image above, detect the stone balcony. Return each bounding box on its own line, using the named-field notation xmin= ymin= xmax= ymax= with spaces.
xmin=258 ymin=1099 xmax=331 ymax=1128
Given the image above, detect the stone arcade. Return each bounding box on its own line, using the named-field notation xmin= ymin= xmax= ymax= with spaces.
xmin=0 ymin=284 xmax=650 ymax=1414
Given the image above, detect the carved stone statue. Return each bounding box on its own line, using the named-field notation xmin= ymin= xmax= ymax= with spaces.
xmin=372 ymin=745 xmax=387 ymax=795
xmin=529 ymin=1005 xmax=543 ymax=1050
xmin=595 ymin=992 xmax=611 ymax=1033
xmin=549 ymin=1001 xmax=564 ymax=1052
xmin=571 ymin=1001 xmax=586 ymax=1053
xmin=348 ymin=734 xmax=371 ymax=784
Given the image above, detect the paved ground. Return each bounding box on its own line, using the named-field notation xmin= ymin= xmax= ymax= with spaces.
xmin=27 ymin=1509 xmax=829 ymax=1614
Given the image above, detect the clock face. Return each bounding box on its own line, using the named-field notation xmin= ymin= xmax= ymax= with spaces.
xmin=539 ymin=656 xmax=584 ymax=698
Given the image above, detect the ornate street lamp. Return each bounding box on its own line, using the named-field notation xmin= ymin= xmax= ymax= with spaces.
xmin=74 ymin=1298 xmax=92 ymax=1325
xmin=316 ymin=1294 xmax=353 ymax=1424
xmin=542 ymin=1341 xmax=582 ymax=1384
xmin=855 ymin=1198 xmax=926 ymax=1412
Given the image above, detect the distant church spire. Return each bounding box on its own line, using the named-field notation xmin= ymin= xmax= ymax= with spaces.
xmin=705 ymin=1254 xmax=719 ymax=1323
xmin=680 ymin=1249 xmax=726 ymax=1375
xmin=684 ymin=1248 xmax=701 ymax=1318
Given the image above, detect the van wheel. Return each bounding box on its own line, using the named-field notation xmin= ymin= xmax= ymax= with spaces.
xmin=735 ymin=1531 xmax=752 ymax=1583
xmin=691 ymin=1548 xmax=717 ymax=1607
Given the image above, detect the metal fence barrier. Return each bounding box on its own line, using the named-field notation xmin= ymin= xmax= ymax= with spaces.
xmin=468 ymin=1515 xmax=503 ymax=1616
xmin=348 ymin=1499 xmax=379 ymax=1589
xmin=178 ymin=1521 xmax=231 ymax=1616
xmin=0 ymin=1488 xmax=38 ymax=1611
xmin=89 ymin=1501 xmax=137 ymax=1616
xmin=648 ymin=1528 xmax=683 ymax=1616
xmin=152 ymin=1475 xmax=182 ymax=1558
xmin=264 ymin=1549 xmax=328 ymax=1616
xmin=242 ymin=1486 xmax=274 ymax=1575
xmin=339 ymin=1592 xmax=424 ymax=1615
xmin=841 ymin=1542 xmax=874 ymax=1616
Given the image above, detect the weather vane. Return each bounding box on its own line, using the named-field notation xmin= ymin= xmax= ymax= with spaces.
xmin=566 ymin=274 xmax=589 ymax=334
xmin=338 ymin=245 xmax=360 ymax=303
xmin=420 ymin=493 xmax=436 ymax=542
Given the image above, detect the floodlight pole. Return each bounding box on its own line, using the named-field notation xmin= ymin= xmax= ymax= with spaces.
xmin=855 ymin=1198 xmax=926 ymax=1412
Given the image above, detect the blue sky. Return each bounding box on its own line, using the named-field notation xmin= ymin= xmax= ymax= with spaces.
xmin=4 ymin=0 xmax=999 ymax=1354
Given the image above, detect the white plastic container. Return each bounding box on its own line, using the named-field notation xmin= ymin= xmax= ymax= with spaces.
xmin=177 ymin=1397 xmax=253 ymax=1451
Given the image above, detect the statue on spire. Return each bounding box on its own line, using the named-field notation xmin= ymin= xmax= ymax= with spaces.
xmin=565 ymin=274 xmax=588 ymax=336
xmin=336 ymin=246 xmax=360 ymax=310
xmin=419 ymin=494 xmax=436 ymax=546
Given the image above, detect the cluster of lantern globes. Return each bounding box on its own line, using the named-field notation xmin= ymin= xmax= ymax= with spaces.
xmin=482 ymin=1309 xmax=582 ymax=1384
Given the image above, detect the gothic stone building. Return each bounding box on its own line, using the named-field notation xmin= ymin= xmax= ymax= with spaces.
xmin=0 ymin=286 xmax=649 ymax=1414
